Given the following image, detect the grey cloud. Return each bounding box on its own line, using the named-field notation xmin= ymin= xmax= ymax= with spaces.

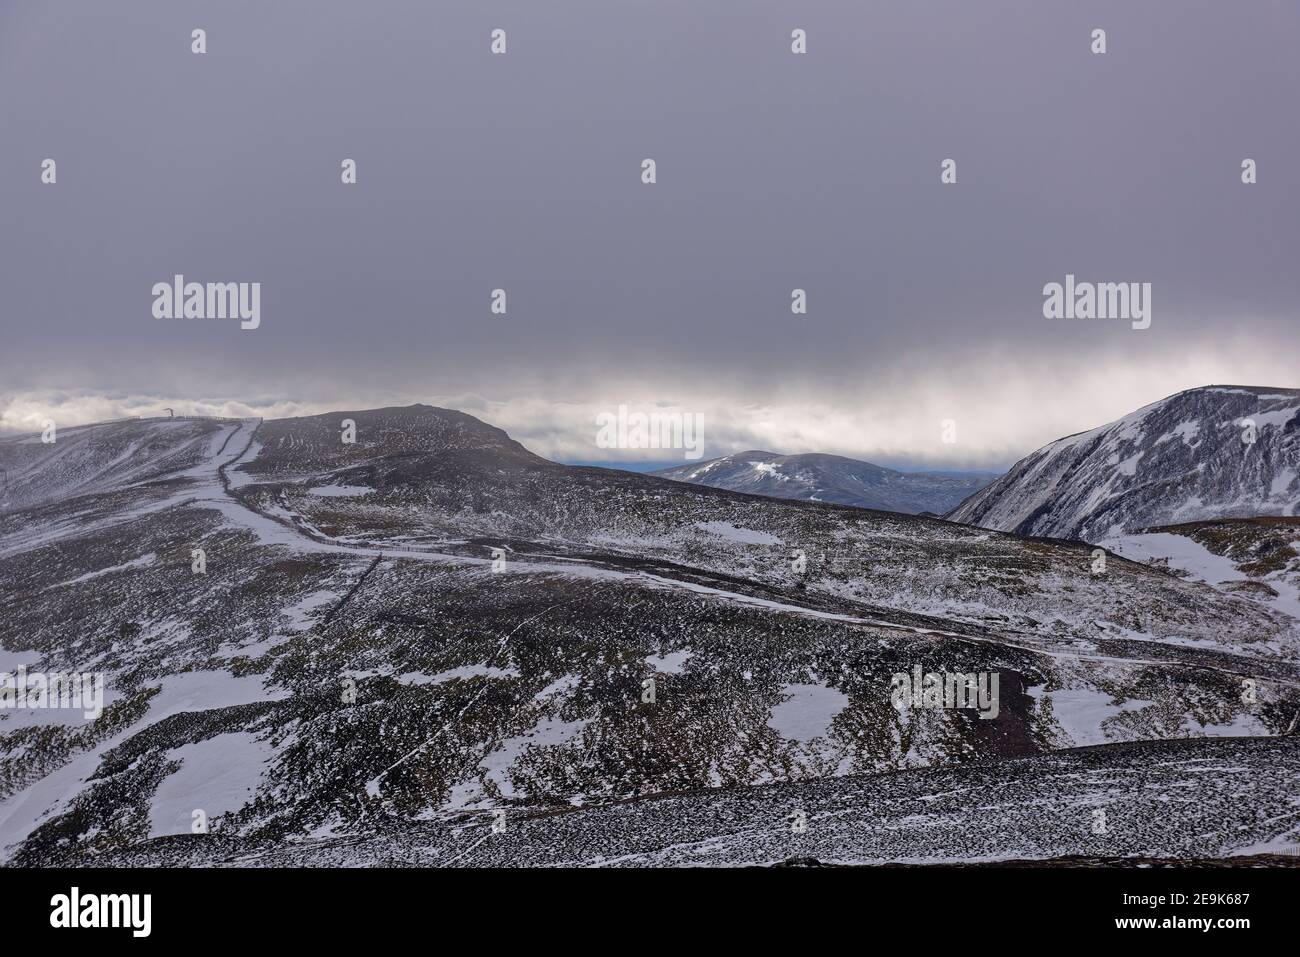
xmin=1 ymin=0 xmax=1296 ymax=465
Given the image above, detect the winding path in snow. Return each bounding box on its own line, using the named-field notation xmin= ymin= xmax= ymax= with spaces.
xmin=204 ymin=434 xmax=1300 ymax=694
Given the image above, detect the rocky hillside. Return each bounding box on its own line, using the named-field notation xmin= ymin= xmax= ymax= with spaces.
xmin=948 ymin=386 xmax=1300 ymax=540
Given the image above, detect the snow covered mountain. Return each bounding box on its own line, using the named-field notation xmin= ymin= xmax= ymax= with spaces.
xmin=2 ymin=404 xmax=1298 ymax=867
xmin=652 ymin=451 xmax=997 ymax=515
xmin=0 ymin=416 xmax=237 ymax=512
xmin=948 ymin=385 xmax=1300 ymax=541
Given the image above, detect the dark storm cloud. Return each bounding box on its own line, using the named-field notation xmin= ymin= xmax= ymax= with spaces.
xmin=1 ymin=1 xmax=1297 ymax=464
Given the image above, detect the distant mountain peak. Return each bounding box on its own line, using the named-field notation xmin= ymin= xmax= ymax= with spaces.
xmin=652 ymin=450 xmax=997 ymax=515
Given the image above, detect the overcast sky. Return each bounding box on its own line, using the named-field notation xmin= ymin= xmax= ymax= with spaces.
xmin=2 ymin=0 xmax=1297 ymax=468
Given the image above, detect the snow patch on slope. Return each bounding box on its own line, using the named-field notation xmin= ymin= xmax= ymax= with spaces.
xmin=148 ymin=732 xmax=271 ymax=838
xmin=767 ymin=683 xmax=849 ymax=743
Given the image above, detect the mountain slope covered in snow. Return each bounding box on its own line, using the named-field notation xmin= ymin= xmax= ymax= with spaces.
xmin=2 ymin=404 xmax=1297 ymax=866
xmin=0 ymin=417 xmax=235 ymax=512
xmin=947 ymin=385 xmax=1300 ymax=541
